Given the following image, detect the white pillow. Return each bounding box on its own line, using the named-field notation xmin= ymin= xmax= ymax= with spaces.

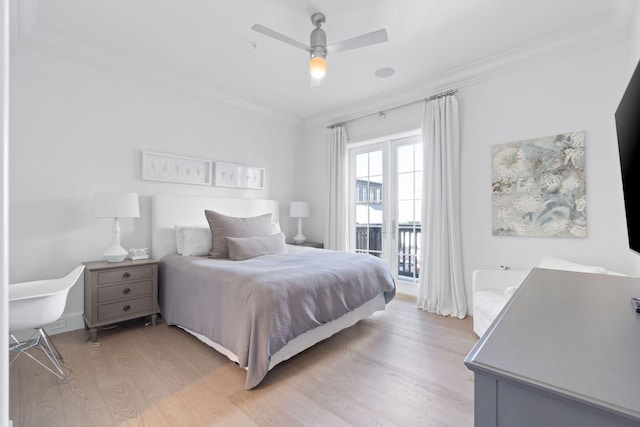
xmin=227 ymin=233 xmax=287 ymax=261
xmin=174 ymin=226 xmax=212 ymax=256
xmin=537 ymin=256 xmax=607 ymax=274
xmin=271 ymin=221 xmax=282 ymax=235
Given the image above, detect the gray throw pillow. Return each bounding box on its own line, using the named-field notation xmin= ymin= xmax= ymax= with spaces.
xmin=204 ymin=210 xmax=273 ymax=258
xmin=227 ymin=233 xmax=287 ymax=260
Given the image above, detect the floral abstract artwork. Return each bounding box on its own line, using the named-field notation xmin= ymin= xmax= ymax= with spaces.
xmin=492 ymin=131 xmax=586 ymax=238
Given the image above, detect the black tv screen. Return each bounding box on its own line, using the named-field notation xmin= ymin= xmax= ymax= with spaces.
xmin=615 ymin=58 xmax=640 ymax=254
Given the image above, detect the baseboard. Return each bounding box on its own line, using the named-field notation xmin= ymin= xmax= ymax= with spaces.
xmin=10 ymin=311 xmax=84 ymax=341
xmin=44 ymin=311 xmax=85 ymax=336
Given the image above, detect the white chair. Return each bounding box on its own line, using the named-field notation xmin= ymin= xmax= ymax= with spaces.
xmin=9 ymin=265 xmax=85 ymax=381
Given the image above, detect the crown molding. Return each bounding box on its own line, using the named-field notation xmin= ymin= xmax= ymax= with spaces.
xmin=305 ymin=1 xmax=636 ymax=129
xmin=17 ymin=28 xmax=303 ymax=128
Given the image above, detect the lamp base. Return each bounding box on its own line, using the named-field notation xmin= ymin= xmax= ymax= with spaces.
xmin=103 ymin=217 xmax=128 ymax=262
xmin=103 ymin=244 xmax=128 ymax=263
xmin=294 ymin=217 xmax=306 ymax=244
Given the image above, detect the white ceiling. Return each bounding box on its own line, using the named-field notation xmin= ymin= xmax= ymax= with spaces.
xmin=16 ymin=0 xmax=637 ymax=122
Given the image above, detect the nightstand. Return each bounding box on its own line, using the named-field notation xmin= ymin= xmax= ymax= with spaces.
xmin=294 ymin=241 xmax=324 ymax=249
xmin=83 ymin=259 xmax=159 ymax=342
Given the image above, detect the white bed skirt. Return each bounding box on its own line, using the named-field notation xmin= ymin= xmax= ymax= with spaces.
xmin=179 ymin=293 xmax=386 ymax=370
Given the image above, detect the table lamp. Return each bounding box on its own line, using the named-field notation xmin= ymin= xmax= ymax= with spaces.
xmin=290 ymin=201 xmax=310 ymax=244
xmin=94 ymin=192 xmax=140 ymax=262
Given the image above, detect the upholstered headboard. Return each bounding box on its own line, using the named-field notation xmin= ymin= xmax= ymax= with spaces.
xmin=151 ymin=194 xmax=280 ymax=260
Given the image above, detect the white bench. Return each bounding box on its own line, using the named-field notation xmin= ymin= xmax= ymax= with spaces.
xmin=472 ymin=256 xmax=619 ymax=337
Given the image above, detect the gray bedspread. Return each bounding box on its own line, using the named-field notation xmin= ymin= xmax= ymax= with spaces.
xmin=159 ymin=246 xmax=396 ymax=389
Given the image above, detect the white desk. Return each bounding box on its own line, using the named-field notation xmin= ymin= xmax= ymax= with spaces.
xmin=465 ymin=268 xmax=640 ymax=427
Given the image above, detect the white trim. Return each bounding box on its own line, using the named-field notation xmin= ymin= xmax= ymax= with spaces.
xmin=1 ymin=0 xmax=9 ymax=424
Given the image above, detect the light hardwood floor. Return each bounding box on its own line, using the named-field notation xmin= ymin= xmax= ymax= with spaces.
xmin=9 ymin=297 xmax=478 ymax=427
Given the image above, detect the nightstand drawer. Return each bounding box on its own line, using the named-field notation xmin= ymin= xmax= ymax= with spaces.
xmin=98 ymin=296 xmax=154 ymax=322
xmin=97 ymin=266 xmax=154 ymax=285
xmin=97 ymin=280 xmax=153 ymax=304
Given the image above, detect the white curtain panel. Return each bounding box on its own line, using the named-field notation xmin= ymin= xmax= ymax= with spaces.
xmin=325 ymin=126 xmax=349 ymax=251
xmin=417 ymin=95 xmax=467 ymax=318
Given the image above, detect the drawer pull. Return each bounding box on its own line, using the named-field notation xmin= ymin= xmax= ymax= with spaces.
xmin=122 ymin=272 xmax=131 ymax=279
xmin=123 ymin=288 xmax=131 ymax=295
xmin=123 ymin=304 xmax=131 ymax=312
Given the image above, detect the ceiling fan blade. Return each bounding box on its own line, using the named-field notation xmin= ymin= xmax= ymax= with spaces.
xmin=327 ymin=28 xmax=388 ymax=54
xmin=251 ymin=24 xmax=310 ymax=52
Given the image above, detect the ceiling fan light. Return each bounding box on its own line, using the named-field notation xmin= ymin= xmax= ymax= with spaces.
xmin=310 ymin=56 xmax=327 ymax=79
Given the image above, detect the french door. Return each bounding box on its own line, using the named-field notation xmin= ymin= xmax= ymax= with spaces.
xmin=349 ymin=133 xmax=422 ymax=295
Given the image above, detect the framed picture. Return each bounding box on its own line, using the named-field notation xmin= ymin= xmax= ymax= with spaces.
xmin=239 ymin=165 xmax=265 ymax=189
xmin=214 ymin=162 xmax=239 ymax=187
xmin=215 ymin=162 xmax=265 ymax=189
xmin=142 ymin=151 xmax=212 ymax=186
xmin=491 ymin=131 xmax=586 ymax=238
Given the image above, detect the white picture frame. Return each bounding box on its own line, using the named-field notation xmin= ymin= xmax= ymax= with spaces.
xmin=215 ymin=162 xmax=265 ymax=189
xmin=142 ymin=151 xmax=212 ymax=186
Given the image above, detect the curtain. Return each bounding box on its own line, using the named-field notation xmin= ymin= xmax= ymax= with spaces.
xmin=417 ymin=95 xmax=467 ymax=318
xmin=324 ymin=126 xmax=349 ymax=251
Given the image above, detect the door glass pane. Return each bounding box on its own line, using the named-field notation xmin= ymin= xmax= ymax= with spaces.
xmin=356 ymin=153 xmax=369 ymax=178
xmin=397 ymin=145 xmax=414 ymax=173
xmin=396 ymin=142 xmax=422 ymax=283
xmin=355 ymin=150 xmax=383 ymax=258
xmin=369 ymin=151 xmax=383 ymax=176
xmin=414 ymin=144 xmax=423 ymax=171
xmin=397 ymin=172 xmax=415 ymax=200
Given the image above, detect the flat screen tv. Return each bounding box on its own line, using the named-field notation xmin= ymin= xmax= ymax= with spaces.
xmin=615 ymin=58 xmax=640 ymax=254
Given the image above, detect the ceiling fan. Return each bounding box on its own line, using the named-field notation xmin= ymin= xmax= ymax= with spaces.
xmin=251 ymin=12 xmax=388 ymax=81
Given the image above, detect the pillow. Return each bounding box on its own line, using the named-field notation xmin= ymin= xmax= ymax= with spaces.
xmin=227 ymin=233 xmax=287 ymax=261
xmin=271 ymin=221 xmax=282 ymax=235
xmin=537 ymin=256 xmax=607 ymax=274
xmin=174 ymin=226 xmax=211 ymax=256
xmin=204 ymin=210 xmax=273 ymax=258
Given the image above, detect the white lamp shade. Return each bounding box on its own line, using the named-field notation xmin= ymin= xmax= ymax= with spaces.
xmin=290 ymin=202 xmax=310 ymax=218
xmin=94 ymin=192 xmax=140 ymax=218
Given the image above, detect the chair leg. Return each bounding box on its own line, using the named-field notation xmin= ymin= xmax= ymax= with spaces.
xmin=9 ymin=328 xmax=68 ymax=382
xmin=40 ymin=328 xmax=64 ymax=363
xmin=36 ymin=328 xmax=67 ymax=382
xmin=9 ymin=334 xmax=23 ymax=366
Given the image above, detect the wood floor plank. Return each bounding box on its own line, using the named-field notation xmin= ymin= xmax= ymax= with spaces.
xmin=10 ymin=298 xmax=477 ymax=427
xmin=10 ymin=345 xmax=68 ymax=426
xmin=54 ymin=332 xmax=117 ymax=427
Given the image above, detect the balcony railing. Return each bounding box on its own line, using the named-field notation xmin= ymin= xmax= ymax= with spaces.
xmin=356 ymin=224 xmax=421 ymax=280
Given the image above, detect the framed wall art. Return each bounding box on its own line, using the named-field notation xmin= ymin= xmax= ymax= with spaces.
xmin=491 ymin=131 xmax=586 ymax=238
xmin=214 ymin=162 xmax=265 ymax=189
xmin=142 ymin=151 xmax=212 ymax=186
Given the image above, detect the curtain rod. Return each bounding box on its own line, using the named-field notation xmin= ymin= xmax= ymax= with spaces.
xmin=326 ymin=89 xmax=458 ymax=130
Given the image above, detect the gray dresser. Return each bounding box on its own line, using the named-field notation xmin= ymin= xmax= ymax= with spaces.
xmin=465 ymin=268 xmax=640 ymax=427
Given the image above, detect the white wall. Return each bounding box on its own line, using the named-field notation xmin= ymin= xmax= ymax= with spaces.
xmin=10 ymin=37 xmax=301 ymax=332
xmin=461 ymin=42 xmax=635 ymax=279
xmin=628 ymin=4 xmax=640 ymax=73
xmin=300 ymin=37 xmax=640 ymax=310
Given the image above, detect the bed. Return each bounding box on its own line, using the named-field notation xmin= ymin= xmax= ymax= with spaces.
xmin=151 ymin=194 xmax=396 ymax=389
